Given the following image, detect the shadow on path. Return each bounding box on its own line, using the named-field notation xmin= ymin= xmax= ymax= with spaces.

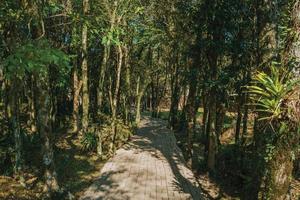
xmin=80 ymin=116 xmax=204 ymax=200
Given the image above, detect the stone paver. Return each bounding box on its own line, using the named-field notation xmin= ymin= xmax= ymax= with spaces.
xmin=80 ymin=117 xmax=204 ymax=200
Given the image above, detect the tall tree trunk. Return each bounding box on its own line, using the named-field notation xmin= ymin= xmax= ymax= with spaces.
xmin=27 ymin=76 xmax=37 ymax=133
xmin=110 ymin=45 xmax=123 ymax=153
xmin=36 ymin=75 xmax=59 ymax=196
xmin=185 ymin=56 xmax=199 ymax=160
xmin=206 ymin=50 xmax=218 ymax=172
xmin=123 ymin=45 xmax=131 ymax=125
xmin=215 ymin=102 xmax=225 ymax=146
xmin=207 ymin=98 xmax=217 ymax=172
xmin=96 ymin=45 xmax=109 ymax=156
xmin=169 ymin=60 xmax=180 ymax=130
xmin=135 ymin=77 xmax=141 ymax=124
xmin=135 ymin=96 xmax=142 ymax=125
xmin=260 ymin=135 xmax=296 ymax=200
xmin=98 ymin=1 xmax=117 ymax=112
xmin=97 ymin=46 xmax=110 ymax=111
xmin=185 ymin=91 xmax=196 ymax=160
xmin=241 ymin=70 xmax=251 ymax=144
xmin=81 ymin=0 xmax=90 ymax=134
xmin=135 ymin=76 xmax=148 ymax=125
xmin=235 ymin=90 xmax=243 ymax=145
xmin=73 ymin=58 xmax=82 ymax=133
xmin=10 ymin=79 xmax=25 ymax=185
xmin=258 ymin=2 xmax=300 ymax=199
xmin=28 ymin=0 xmax=60 ymax=195
xmin=202 ymin=87 xmax=209 ymax=138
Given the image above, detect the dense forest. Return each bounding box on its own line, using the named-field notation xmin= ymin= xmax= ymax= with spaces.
xmin=0 ymin=0 xmax=300 ymax=199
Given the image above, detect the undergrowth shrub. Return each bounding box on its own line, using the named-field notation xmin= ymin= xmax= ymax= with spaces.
xmin=81 ymin=114 xmax=134 ymax=154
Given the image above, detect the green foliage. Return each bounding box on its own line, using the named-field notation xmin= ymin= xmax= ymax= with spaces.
xmin=248 ymin=65 xmax=300 ymax=122
xmin=2 ymin=40 xmax=71 ymax=82
xmin=264 ymin=143 xmax=276 ymax=162
xmin=102 ymin=27 xmax=125 ymax=46
xmin=81 ymin=132 xmax=98 ymax=152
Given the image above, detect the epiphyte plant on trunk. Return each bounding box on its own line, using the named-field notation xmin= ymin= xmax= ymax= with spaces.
xmin=247 ymin=64 xmax=300 ymax=199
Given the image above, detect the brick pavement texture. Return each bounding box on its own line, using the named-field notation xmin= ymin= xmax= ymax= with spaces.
xmin=80 ymin=117 xmax=205 ymax=200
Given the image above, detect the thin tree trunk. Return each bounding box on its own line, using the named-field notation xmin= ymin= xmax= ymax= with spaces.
xmin=206 ymin=47 xmax=219 ymax=172
xmin=97 ymin=46 xmax=110 ymax=111
xmin=10 ymin=79 xmax=25 ymax=185
xmin=81 ymin=0 xmax=90 ymax=134
xmin=97 ymin=46 xmax=110 ymax=156
xmin=135 ymin=95 xmax=142 ymax=124
xmin=28 ymin=76 xmax=37 ymax=132
xmin=169 ymin=60 xmax=181 ymax=130
xmin=207 ymin=99 xmax=217 ymax=172
xmin=135 ymin=76 xmax=141 ymax=124
xmin=215 ymin=103 xmax=225 ymax=145
xmin=36 ymin=75 xmax=59 ymax=196
xmin=185 ymin=56 xmax=199 ymax=160
xmin=202 ymin=88 xmax=208 ymax=137
xmin=98 ymin=0 xmax=116 ymax=112
xmin=235 ymin=94 xmax=242 ymax=145
xmin=135 ymin=76 xmax=149 ymax=125
xmin=124 ymin=45 xmax=131 ymax=125
xmin=110 ymin=45 xmax=123 ymax=153
xmin=73 ymin=59 xmax=82 ymax=133
xmin=242 ymin=84 xmax=250 ymax=143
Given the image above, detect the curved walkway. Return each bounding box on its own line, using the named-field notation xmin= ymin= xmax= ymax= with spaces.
xmin=80 ymin=117 xmax=204 ymax=200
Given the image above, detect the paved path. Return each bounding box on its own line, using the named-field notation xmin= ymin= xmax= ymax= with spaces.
xmin=80 ymin=117 xmax=204 ymax=200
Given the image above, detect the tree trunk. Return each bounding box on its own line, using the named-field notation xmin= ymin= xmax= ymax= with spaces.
xmin=258 ymin=2 xmax=300 ymax=199
xmin=242 ymin=74 xmax=250 ymax=144
xmin=185 ymin=58 xmax=198 ymax=159
xmin=27 ymin=76 xmax=37 ymax=133
xmin=206 ymin=50 xmax=218 ymax=172
xmin=98 ymin=0 xmax=117 ymax=112
xmin=97 ymin=46 xmax=110 ymax=112
xmin=135 ymin=76 xmax=141 ymax=124
xmin=124 ymin=45 xmax=131 ymax=125
xmin=73 ymin=58 xmax=81 ymax=133
xmin=169 ymin=62 xmax=180 ymax=130
xmin=215 ymin=103 xmax=225 ymax=146
xmin=10 ymin=79 xmax=24 ymax=185
xmin=110 ymin=45 xmax=123 ymax=153
xmin=36 ymin=75 xmax=59 ymax=196
xmin=81 ymin=0 xmax=90 ymax=134
xmin=235 ymin=94 xmax=243 ymax=145
xmin=135 ymin=95 xmax=142 ymax=124
xmin=135 ymin=76 xmax=148 ymax=125
xmin=202 ymin=88 xmax=208 ymax=137
xmin=260 ymin=138 xmax=295 ymax=200
xmin=207 ymin=99 xmax=217 ymax=172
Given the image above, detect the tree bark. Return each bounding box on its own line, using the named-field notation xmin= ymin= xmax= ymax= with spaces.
xmin=110 ymin=45 xmax=123 ymax=153
xmin=206 ymin=49 xmax=218 ymax=172
xmin=169 ymin=59 xmax=181 ymax=130
xmin=81 ymin=0 xmax=90 ymax=134
xmin=260 ymin=136 xmax=295 ymax=200
xmin=73 ymin=58 xmax=82 ymax=133
xmin=235 ymin=90 xmax=243 ymax=145
xmin=97 ymin=46 xmax=110 ymax=112
xmin=36 ymin=75 xmax=59 ymax=196
xmin=10 ymin=79 xmax=24 ymax=185
xmin=123 ymin=45 xmax=131 ymax=125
